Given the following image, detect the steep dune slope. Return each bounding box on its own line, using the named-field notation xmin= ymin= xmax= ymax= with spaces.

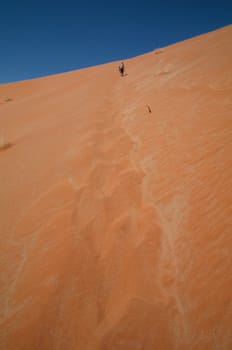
xmin=0 ymin=25 xmax=232 ymax=350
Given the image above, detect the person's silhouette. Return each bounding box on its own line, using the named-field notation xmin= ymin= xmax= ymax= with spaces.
xmin=119 ymin=62 xmax=124 ymax=76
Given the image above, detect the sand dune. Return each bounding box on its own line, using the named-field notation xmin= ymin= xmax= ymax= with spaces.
xmin=0 ymin=25 xmax=232 ymax=349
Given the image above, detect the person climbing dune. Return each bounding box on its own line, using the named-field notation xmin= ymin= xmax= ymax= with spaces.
xmin=119 ymin=62 xmax=124 ymax=76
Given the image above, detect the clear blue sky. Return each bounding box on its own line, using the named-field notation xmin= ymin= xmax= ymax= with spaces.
xmin=0 ymin=0 xmax=231 ymax=83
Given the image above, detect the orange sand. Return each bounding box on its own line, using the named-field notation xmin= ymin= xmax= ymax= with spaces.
xmin=0 ymin=25 xmax=232 ymax=350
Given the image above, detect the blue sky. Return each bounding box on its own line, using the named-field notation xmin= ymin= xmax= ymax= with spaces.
xmin=0 ymin=0 xmax=231 ymax=83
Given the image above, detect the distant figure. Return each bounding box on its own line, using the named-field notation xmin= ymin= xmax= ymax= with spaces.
xmin=119 ymin=62 xmax=124 ymax=76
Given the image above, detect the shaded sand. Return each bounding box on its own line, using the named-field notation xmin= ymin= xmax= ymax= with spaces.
xmin=0 ymin=25 xmax=232 ymax=350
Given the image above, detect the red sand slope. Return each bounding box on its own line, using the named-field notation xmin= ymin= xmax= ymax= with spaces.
xmin=0 ymin=25 xmax=232 ymax=350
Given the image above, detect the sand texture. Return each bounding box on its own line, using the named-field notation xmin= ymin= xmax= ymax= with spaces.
xmin=0 ymin=25 xmax=232 ymax=349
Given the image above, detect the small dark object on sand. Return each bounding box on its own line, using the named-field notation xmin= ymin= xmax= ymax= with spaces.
xmin=119 ymin=62 xmax=125 ymax=76
xmin=146 ymin=104 xmax=152 ymax=113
